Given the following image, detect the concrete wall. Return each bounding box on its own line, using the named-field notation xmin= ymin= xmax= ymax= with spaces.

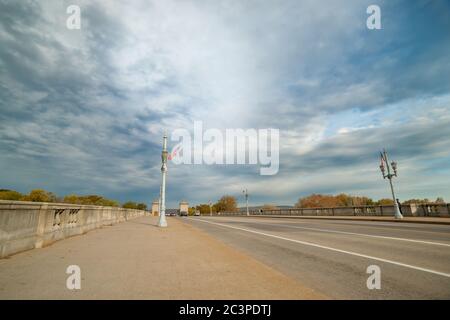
xmin=0 ymin=200 xmax=149 ymax=258
xmin=219 ymin=203 xmax=450 ymax=217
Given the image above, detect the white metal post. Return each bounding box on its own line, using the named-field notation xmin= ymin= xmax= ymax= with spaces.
xmin=209 ymin=200 xmax=212 ymax=216
xmin=158 ymin=133 xmax=168 ymax=227
xmin=380 ymin=149 xmax=403 ymax=219
xmin=243 ymin=189 xmax=249 ymax=216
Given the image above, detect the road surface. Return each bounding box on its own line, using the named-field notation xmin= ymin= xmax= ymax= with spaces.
xmin=181 ymin=216 xmax=450 ymax=299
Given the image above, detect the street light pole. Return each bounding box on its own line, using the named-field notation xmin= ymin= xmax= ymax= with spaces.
xmin=243 ymin=189 xmax=249 ymax=216
xmin=209 ymin=200 xmax=212 ymax=216
xmin=379 ymin=149 xmax=403 ymax=219
xmin=158 ymin=133 xmax=168 ymax=227
xmin=158 ymin=185 xmax=162 ymax=216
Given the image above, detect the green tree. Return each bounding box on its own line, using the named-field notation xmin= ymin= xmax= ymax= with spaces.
xmin=123 ymin=201 xmax=138 ymax=209
xmin=97 ymin=198 xmax=119 ymax=207
xmin=136 ymin=203 xmax=147 ymax=210
xmin=0 ymin=189 xmax=23 ymax=200
xmin=63 ymin=194 xmax=119 ymax=207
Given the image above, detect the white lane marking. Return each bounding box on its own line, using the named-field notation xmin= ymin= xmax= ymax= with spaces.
xmin=248 ymin=217 xmax=450 ymax=230
xmin=190 ymin=218 xmax=450 ymax=278
xmin=238 ymin=220 xmax=450 ymax=247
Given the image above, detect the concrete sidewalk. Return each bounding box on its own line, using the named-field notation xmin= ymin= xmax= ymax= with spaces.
xmin=245 ymin=215 xmax=450 ymax=225
xmin=0 ymin=216 xmax=325 ymax=299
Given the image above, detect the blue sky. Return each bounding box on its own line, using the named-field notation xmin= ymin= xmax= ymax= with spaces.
xmin=0 ymin=0 xmax=449 ymax=207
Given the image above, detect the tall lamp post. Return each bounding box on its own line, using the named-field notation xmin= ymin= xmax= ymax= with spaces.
xmin=243 ymin=189 xmax=249 ymax=216
xmin=158 ymin=185 xmax=162 ymax=216
xmin=379 ymin=149 xmax=403 ymax=219
xmin=209 ymin=200 xmax=212 ymax=216
xmin=158 ymin=133 xmax=168 ymax=227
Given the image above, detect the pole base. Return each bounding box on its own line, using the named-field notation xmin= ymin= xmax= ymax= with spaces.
xmin=394 ymin=205 xmax=403 ymax=219
xmin=158 ymin=214 xmax=168 ymax=227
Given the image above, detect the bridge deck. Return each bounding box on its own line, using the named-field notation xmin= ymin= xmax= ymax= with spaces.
xmin=0 ymin=216 xmax=323 ymax=299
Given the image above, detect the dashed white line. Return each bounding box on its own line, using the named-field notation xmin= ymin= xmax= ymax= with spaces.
xmin=190 ymin=218 xmax=450 ymax=278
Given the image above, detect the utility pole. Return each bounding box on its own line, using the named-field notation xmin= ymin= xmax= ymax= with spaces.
xmin=158 ymin=133 xmax=168 ymax=227
xmin=243 ymin=189 xmax=249 ymax=216
xmin=379 ymin=149 xmax=403 ymax=219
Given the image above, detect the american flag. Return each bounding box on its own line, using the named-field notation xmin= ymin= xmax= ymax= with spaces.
xmin=168 ymin=143 xmax=182 ymax=161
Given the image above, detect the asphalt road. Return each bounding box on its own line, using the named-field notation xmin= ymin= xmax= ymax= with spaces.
xmin=181 ymin=216 xmax=450 ymax=299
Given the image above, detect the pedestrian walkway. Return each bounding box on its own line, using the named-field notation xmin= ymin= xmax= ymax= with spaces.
xmin=0 ymin=216 xmax=324 ymax=299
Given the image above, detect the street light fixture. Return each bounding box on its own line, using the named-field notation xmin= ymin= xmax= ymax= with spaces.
xmin=243 ymin=189 xmax=249 ymax=216
xmin=379 ymin=149 xmax=403 ymax=219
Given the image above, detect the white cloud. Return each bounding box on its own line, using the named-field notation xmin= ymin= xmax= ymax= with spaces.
xmin=1 ymin=0 xmax=449 ymax=206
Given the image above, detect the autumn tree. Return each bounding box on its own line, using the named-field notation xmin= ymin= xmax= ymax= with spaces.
xmin=295 ymin=194 xmax=338 ymax=208
xmin=22 ymin=189 xmax=57 ymax=202
xmin=63 ymin=194 xmax=79 ymax=204
xmin=296 ymin=193 xmax=375 ymax=208
xmin=375 ymin=198 xmax=394 ymax=205
xmin=215 ymin=195 xmax=237 ymax=212
xmin=196 ymin=204 xmax=213 ymax=214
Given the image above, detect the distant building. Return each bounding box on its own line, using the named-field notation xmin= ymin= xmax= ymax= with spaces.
xmin=151 ymin=200 xmax=189 ymax=217
xmin=151 ymin=200 xmax=159 ymax=216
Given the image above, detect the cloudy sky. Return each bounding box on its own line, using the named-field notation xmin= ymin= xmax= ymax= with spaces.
xmin=1 ymin=0 xmax=449 ymax=207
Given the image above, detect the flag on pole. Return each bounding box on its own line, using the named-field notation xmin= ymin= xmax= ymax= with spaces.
xmin=168 ymin=143 xmax=182 ymax=161
xmin=380 ymin=152 xmax=385 ymax=168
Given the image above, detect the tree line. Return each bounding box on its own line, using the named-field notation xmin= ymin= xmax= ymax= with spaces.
xmin=2 ymin=189 xmax=445 ymax=213
xmin=0 ymin=189 xmax=147 ymax=210
xmin=190 ymin=193 xmax=446 ymax=213
xmin=295 ymin=193 xmax=446 ymax=208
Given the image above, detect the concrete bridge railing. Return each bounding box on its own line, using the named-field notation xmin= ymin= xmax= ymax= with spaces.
xmin=218 ymin=203 xmax=450 ymax=217
xmin=0 ymin=200 xmax=149 ymax=258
